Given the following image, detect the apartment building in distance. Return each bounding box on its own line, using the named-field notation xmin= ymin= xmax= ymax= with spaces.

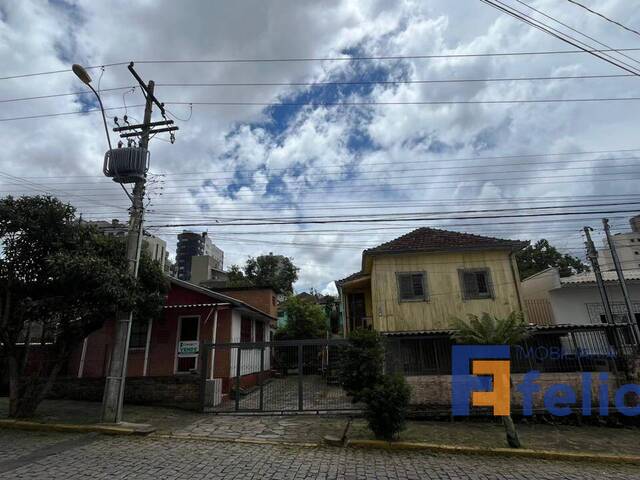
xmin=599 ymin=215 xmax=640 ymax=271
xmin=86 ymin=219 xmax=167 ymax=271
xmin=176 ymin=230 xmax=224 ymax=282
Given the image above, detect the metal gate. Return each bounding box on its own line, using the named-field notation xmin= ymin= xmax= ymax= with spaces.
xmin=199 ymin=338 xmax=360 ymax=413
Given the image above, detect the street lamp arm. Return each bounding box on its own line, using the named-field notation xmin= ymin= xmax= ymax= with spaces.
xmin=86 ymin=82 xmax=113 ymax=152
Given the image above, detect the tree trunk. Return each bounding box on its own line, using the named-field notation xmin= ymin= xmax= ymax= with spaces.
xmin=7 ymin=355 xmax=19 ymax=418
xmin=7 ymin=350 xmax=65 ymax=419
xmin=502 ymin=415 xmax=521 ymax=448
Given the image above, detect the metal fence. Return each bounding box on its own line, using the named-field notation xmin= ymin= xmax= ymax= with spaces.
xmin=199 ymin=338 xmax=361 ymax=413
xmin=384 ymin=324 xmax=635 ymax=376
xmin=199 ymin=324 xmax=636 ymax=414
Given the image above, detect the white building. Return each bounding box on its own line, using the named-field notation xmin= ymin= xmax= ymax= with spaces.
xmin=521 ymin=267 xmax=640 ymax=326
xmin=598 ymin=215 xmax=640 ymax=271
xmin=86 ymin=219 xmax=167 ymax=271
xmin=190 ymin=255 xmax=229 ymax=286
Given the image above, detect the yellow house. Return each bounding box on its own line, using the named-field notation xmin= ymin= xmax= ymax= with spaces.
xmin=336 ymin=227 xmax=527 ymax=335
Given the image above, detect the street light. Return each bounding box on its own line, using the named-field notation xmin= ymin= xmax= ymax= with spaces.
xmin=72 ymin=63 xmax=113 ymax=151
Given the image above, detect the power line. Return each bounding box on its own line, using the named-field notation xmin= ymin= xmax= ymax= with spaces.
xmin=146 ymin=207 xmax=640 ymax=228
xmin=0 ymin=104 xmax=145 ymax=122
xmin=565 ymin=0 xmax=640 ymax=38
xmin=4 ymin=95 xmax=640 ymax=122
xmin=126 ymin=201 xmax=640 ymax=223
xmin=480 ymin=0 xmax=640 ymax=77
xmin=0 ymin=86 xmax=137 ymax=104
xmin=6 ymin=47 xmax=640 ymax=81
xmin=166 ymin=96 xmax=640 ymax=107
xmin=7 ymin=161 xmax=638 ymax=192
xmin=7 ymin=172 xmax=640 ymax=199
xmin=11 ymin=148 xmax=640 ymax=178
xmin=3 ymin=73 xmax=635 ymax=105
xmin=513 ymin=0 xmax=640 ymax=71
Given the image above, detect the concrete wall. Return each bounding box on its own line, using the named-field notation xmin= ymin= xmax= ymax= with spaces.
xmin=406 ymin=372 xmax=619 ymax=411
xmin=549 ymin=284 xmax=640 ymax=325
xmin=521 ymin=268 xmax=561 ymax=301
xmin=598 ymin=232 xmax=640 ymax=271
xmin=370 ymin=250 xmax=522 ymax=332
xmin=50 ymin=375 xmax=201 ymax=406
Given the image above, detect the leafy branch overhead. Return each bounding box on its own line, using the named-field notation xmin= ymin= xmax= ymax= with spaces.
xmin=516 ymin=239 xmax=589 ymax=280
xmin=0 ymin=195 xmax=168 ymax=418
xmin=226 ymin=253 xmax=299 ymax=294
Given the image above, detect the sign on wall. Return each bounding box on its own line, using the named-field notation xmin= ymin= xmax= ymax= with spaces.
xmin=178 ymin=340 xmax=199 ymax=357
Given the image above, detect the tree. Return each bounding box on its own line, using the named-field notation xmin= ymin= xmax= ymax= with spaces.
xmin=0 ymin=196 xmax=168 ymax=418
xmin=274 ymin=296 xmax=327 ymax=340
xmin=451 ymin=312 xmax=528 ymax=449
xmin=362 ymin=375 xmax=411 ymax=441
xmin=227 ymin=253 xmax=298 ymax=294
xmin=516 ymin=239 xmax=589 ymax=280
xmin=338 ymin=329 xmax=384 ymax=402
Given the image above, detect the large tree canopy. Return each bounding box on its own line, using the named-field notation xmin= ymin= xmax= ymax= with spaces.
xmin=516 ymin=239 xmax=589 ymax=280
xmin=275 ymin=296 xmax=327 ymax=340
xmin=227 ymin=253 xmax=299 ymax=294
xmin=0 ymin=196 xmax=168 ymax=418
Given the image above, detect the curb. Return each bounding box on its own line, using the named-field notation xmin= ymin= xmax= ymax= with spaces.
xmin=345 ymin=439 xmax=640 ymax=465
xmin=151 ymin=432 xmax=319 ymax=448
xmin=0 ymin=419 xmax=150 ymax=436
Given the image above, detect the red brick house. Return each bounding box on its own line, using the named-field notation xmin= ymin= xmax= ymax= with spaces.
xmin=62 ymin=277 xmax=277 ymax=405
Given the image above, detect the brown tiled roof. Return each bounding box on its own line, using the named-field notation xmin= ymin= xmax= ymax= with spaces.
xmin=335 ymin=271 xmax=367 ymax=286
xmin=363 ymin=227 xmax=528 ymax=255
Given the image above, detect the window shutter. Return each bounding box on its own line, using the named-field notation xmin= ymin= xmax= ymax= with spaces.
xmin=411 ymin=274 xmax=424 ymax=297
xmin=398 ymin=274 xmax=413 ymax=300
xmin=463 ymin=272 xmax=478 ymax=299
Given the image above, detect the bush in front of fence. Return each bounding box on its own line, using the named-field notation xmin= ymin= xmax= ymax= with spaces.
xmin=338 ymin=329 xmax=384 ymax=402
xmin=363 ymin=374 xmax=412 ymax=441
xmin=338 ymin=329 xmax=412 ymax=440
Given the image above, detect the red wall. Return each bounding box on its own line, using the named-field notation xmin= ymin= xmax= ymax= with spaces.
xmin=70 ymin=283 xmax=233 ymax=378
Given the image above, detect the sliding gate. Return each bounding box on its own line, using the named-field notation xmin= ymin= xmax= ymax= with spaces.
xmin=199 ymin=338 xmax=360 ymax=413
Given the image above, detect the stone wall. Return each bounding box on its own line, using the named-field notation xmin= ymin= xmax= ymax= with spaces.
xmin=406 ymin=372 xmax=619 ymax=411
xmin=49 ymin=375 xmax=201 ymax=407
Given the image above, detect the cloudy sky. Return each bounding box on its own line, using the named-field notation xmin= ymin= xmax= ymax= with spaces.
xmin=1 ymin=0 xmax=640 ymax=294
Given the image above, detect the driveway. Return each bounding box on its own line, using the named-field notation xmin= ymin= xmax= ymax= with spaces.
xmin=1 ymin=430 xmax=638 ymax=479
xmin=213 ymin=375 xmax=360 ymax=412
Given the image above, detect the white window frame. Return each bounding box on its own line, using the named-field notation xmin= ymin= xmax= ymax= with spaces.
xmin=174 ymin=315 xmax=201 ymax=374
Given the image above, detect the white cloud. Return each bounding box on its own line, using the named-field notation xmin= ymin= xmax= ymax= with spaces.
xmin=1 ymin=0 xmax=639 ymax=291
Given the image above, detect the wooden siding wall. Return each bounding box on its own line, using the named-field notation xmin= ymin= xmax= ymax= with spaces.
xmin=524 ymin=298 xmax=555 ymax=325
xmin=370 ymin=251 xmax=522 ymax=332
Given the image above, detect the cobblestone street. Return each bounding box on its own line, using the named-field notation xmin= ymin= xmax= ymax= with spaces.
xmin=0 ymin=430 xmax=638 ymax=479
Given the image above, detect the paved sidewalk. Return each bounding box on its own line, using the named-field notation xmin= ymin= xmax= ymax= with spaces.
xmin=2 ymin=398 xmax=640 ymax=456
xmin=1 ymin=430 xmax=639 ymax=479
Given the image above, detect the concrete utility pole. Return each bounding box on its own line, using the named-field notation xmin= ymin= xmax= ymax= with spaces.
xmin=100 ymin=64 xmax=178 ymax=423
xmin=584 ymin=226 xmax=614 ymax=325
xmin=602 ymin=218 xmax=640 ymax=345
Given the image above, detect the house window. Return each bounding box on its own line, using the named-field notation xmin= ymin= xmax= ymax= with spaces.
xmin=129 ymin=320 xmax=148 ymax=349
xmin=176 ymin=316 xmax=199 ymax=373
xmin=459 ymin=269 xmax=493 ymax=300
xmin=396 ymin=272 xmax=427 ymax=302
xmin=255 ymin=322 xmax=264 ymax=342
xmin=240 ymin=316 xmax=252 ymax=342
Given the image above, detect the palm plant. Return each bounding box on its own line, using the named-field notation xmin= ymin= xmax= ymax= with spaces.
xmin=451 ymin=311 xmax=528 ymax=449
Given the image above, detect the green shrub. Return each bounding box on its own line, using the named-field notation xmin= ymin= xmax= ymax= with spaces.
xmin=337 ymin=329 xmax=384 ymax=402
xmin=363 ymin=374 xmax=411 ymax=441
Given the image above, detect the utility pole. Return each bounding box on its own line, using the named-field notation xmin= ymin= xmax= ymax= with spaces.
xmin=584 ymin=226 xmax=614 ymax=325
xmin=602 ymin=218 xmax=640 ymax=346
xmin=101 ymin=63 xmax=178 ymax=423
